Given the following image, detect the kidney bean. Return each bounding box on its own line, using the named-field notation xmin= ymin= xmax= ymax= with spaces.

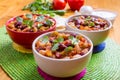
xmin=100 ymin=22 xmax=106 ymax=27
xmin=70 ymin=33 xmax=77 ymax=37
xmin=14 ymin=22 xmax=22 ymax=28
xmin=57 ymin=43 xmax=67 ymax=51
xmin=55 ymin=52 xmax=62 ymax=59
xmin=75 ymin=19 xmax=81 ymax=25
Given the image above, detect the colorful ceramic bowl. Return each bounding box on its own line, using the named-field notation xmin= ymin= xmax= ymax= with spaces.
xmin=32 ymin=31 xmax=93 ymax=77
xmin=6 ymin=14 xmax=56 ymax=48
xmin=66 ymin=15 xmax=112 ymax=46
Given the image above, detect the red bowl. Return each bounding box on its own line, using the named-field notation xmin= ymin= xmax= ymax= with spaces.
xmin=6 ymin=14 xmax=56 ymax=49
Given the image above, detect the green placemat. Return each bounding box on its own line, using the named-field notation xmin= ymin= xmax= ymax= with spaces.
xmin=0 ymin=26 xmax=120 ymax=80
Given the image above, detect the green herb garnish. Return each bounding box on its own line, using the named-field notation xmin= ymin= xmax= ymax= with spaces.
xmin=45 ymin=19 xmax=53 ymax=26
xmin=22 ymin=0 xmax=65 ymax=16
xmin=84 ymin=20 xmax=89 ymax=25
xmin=52 ymin=43 xmax=59 ymax=51
xmin=23 ymin=20 xmax=33 ymax=27
xmin=89 ymin=22 xmax=95 ymax=27
xmin=37 ymin=23 xmax=43 ymax=28
xmin=69 ymin=36 xmax=79 ymax=45
xmin=53 ymin=37 xmax=64 ymax=43
xmin=57 ymin=37 xmax=64 ymax=43
xmin=26 ymin=14 xmax=33 ymax=19
xmin=86 ymin=16 xmax=91 ymax=21
xmin=64 ymin=46 xmax=73 ymax=53
xmin=36 ymin=15 xmax=44 ymax=22
xmin=52 ymin=37 xmax=64 ymax=51
xmin=42 ymin=36 xmax=49 ymax=43
xmin=16 ymin=17 xmax=23 ymax=22
xmin=48 ymin=10 xmax=65 ymax=16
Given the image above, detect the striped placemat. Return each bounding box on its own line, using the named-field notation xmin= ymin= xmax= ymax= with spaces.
xmin=0 ymin=26 xmax=120 ymax=80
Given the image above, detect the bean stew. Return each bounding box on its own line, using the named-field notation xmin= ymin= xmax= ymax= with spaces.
xmin=35 ymin=31 xmax=92 ymax=59
xmin=7 ymin=14 xmax=56 ymax=32
xmin=68 ymin=15 xmax=109 ymax=31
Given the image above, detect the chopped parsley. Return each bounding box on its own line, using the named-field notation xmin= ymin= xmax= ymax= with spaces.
xmin=89 ymin=22 xmax=95 ymax=27
xmin=36 ymin=15 xmax=45 ymax=22
xmin=64 ymin=46 xmax=73 ymax=53
xmin=25 ymin=14 xmax=33 ymax=19
xmin=22 ymin=0 xmax=65 ymax=16
xmin=16 ymin=17 xmax=23 ymax=22
xmin=52 ymin=43 xmax=59 ymax=51
xmin=23 ymin=20 xmax=34 ymax=28
xmin=69 ymin=36 xmax=79 ymax=45
xmin=41 ymin=36 xmax=49 ymax=43
xmin=53 ymin=37 xmax=64 ymax=43
xmin=45 ymin=19 xmax=53 ymax=26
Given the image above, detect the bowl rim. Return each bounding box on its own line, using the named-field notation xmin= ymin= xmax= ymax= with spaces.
xmin=65 ymin=14 xmax=112 ymax=33
xmin=6 ymin=14 xmax=56 ymax=34
xmin=32 ymin=31 xmax=93 ymax=61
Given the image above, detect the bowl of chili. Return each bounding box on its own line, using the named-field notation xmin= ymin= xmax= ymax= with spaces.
xmin=32 ymin=31 xmax=93 ymax=77
xmin=6 ymin=14 xmax=56 ymax=49
xmin=66 ymin=15 xmax=112 ymax=46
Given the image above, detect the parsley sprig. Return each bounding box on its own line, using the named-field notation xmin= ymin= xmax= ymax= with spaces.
xmin=69 ymin=36 xmax=79 ymax=45
xmin=22 ymin=0 xmax=65 ymax=16
xmin=41 ymin=36 xmax=49 ymax=43
xmin=16 ymin=16 xmax=34 ymax=28
xmin=52 ymin=37 xmax=64 ymax=51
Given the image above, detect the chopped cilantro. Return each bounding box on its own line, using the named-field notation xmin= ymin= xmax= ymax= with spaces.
xmin=64 ymin=46 xmax=73 ymax=53
xmin=23 ymin=20 xmax=33 ymax=27
xmin=16 ymin=17 xmax=23 ymax=22
xmin=89 ymin=22 xmax=95 ymax=27
xmin=84 ymin=20 xmax=89 ymax=25
xmin=69 ymin=36 xmax=79 ymax=45
xmin=52 ymin=37 xmax=64 ymax=51
xmin=57 ymin=37 xmax=64 ymax=43
xmin=36 ymin=15 xmax=44 ymax=22
xmin=42 ymin=36 xmax=49 ymax=43
xmin=25 ymin=14 xmax=33 ymax=19
xmin=53 ymin=37 xmax=64 ymax=43
xmin=52 ymin=43 xmax=59 ymax=51
xmin=22 ymin=0 xmax=65 ymax=16
xmin=37 ymin=23 xmax=43 ymax=28
xmin=86 ymin=16 xmax=91 ymax=21
xmin=45 ymin=19 xmax=53 ymax=26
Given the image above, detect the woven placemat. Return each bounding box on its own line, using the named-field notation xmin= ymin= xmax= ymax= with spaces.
xmin=0 ymin=26 xmax=120 ymax=80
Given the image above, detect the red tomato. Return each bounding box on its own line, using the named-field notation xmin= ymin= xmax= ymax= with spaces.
xmin=67 ymin=0 xmax=84 ymax=11
xmin=53 ymin=0 xmax=67 ymax=10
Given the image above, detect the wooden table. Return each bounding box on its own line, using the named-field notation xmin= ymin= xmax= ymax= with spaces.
xmin=0 ymin=0 xmax=120 ymax=80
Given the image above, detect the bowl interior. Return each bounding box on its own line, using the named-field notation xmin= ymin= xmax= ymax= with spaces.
xmin=32 ymin=31 xmax=93 ymax=61
xmin=32 ymin=31 xmax=93 ymax=77
xmin=66 ymin=15 xmax=112 ymax=33
xmin=6 ymin=14 xmax=56 ymax=34
xmin=6 ymin=14 xmax=56 ymax=48
xmin=65 ymin=15 xmax=112 ymax=46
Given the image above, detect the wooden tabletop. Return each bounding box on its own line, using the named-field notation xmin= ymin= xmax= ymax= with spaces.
xmin=0 ymin=0 xmax=120 ymax=80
